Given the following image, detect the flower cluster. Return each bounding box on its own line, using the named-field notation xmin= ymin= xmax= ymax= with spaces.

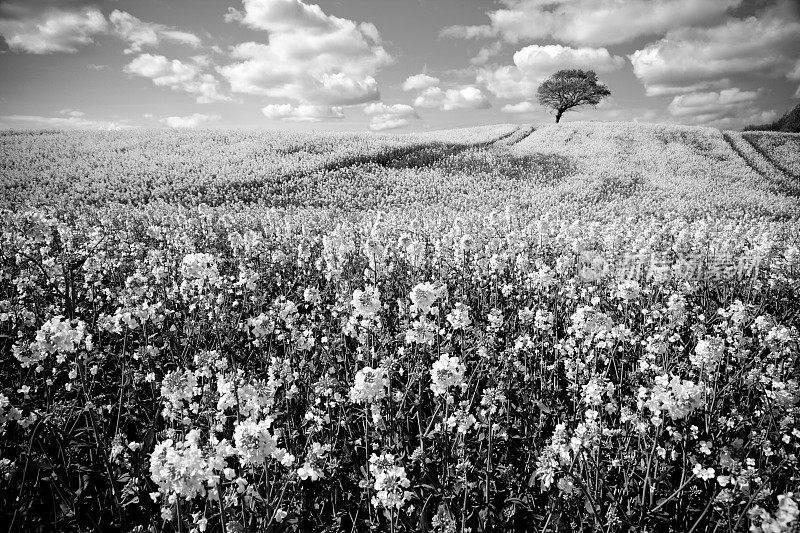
xmin=369 ymin=453 xmax=412 ymax=510
xmin=749 ymin=493 xmax=800 ymax=533
xmin=15 ymin=315 xmax=88 ymax=367
xmin=149 ymin=430 xmax=224 ymax=503
xmin=430 ymin=354 xmax=466 ymax=397
xmin=350 ymin=366 xmax=388 ymax=404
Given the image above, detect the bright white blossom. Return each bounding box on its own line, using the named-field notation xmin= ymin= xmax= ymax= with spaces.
xmin=691 ymin=337 xmax=725 ymax=368
xmin=446 ymin=302 xmax=471 ymax=330
xmin=352 ymin=286 xmax=382 ymax=318
xmin=233 ymin=418 xmax=278 ymax=465
xmin=16 ymin=316 xmax=88 ymax=367
xmin=369 ymin=453 xmax=412 ymax=510
xmin=350 ymin=366 xmax=388 ymax=404
xmin=409 ymin=282 xmax=443 ymax=315
xmin=430 ymin=354 xmax=465 ymax=396
xmin=180 ymin=253 xmax=219 ymax=282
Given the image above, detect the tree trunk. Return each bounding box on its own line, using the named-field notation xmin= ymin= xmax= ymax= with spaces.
xmin=555 ymin=109 xmax=564 ymax=123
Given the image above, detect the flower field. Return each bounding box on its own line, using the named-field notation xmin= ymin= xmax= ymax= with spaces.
xmin=1 ymin=122 xmax=799 ymax=532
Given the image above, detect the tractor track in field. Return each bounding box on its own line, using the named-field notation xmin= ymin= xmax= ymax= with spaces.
xmin=741 ymin=133 xmax=799 ymax=180
xmin=484 ymin=127 xmax=519 ymax=146
xmin=722 ymin=132 xmax=772 ymax=179
xmin=723 ymin=131 xmax=800 ymax=199
xmin=493 ymin=125 xmax=535 ymax=147
xmin=192 ymin=126 xmax=538 ymax=204
xmin=506 ymin=125 xmax=536 ymax=146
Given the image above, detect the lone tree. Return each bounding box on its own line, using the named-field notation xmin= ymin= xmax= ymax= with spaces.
xmin=537 ymin=69 xmax=611 ymax=123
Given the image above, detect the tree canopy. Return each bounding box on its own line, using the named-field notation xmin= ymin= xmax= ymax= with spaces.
xmin=536 ymin=69 xmax=611 ymax=123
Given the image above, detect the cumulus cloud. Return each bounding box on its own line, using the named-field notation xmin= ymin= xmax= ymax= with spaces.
xmin=515 ymin=45 xmax=623 ymax=80
xmin=0 ymin=6 xmax=107 ymax=54
xmin=630 ymin=7 xmax=800 ymax=96
xmin=441 ymin=0 xmax=741 ymax=46
xmin=667 ymin=88 xmax=777 ymax=127
xmin=363 ymin=102 xmax=419 ymax=131
xmin=160 ymin=113 xmax=221 ymax=128
xmin=477 ymin=45 xmax=623 ymax=99
xmin=0 ymin=114 xmax=129 ymax=130
xmin=402 ymin=72 xmax=491 ymax=111
xmin=501 ymin=101 xmax=536 ymax=113
xmin=219 ymin=0 xmax=391 ymax=106
xmin=414 ymin=86 xmax=491 ymax=111
xmin=226 ymin=0 xmax=336 ymax=33
xmin=262 ymin=104 xmax=345 ymax=122
xmin=110 ymin=10 xmax=202 ymax=54
xmin=471 ymin=42 xmax=503 ymax=65
xmin=668 ymin=88 xmax=757 ymax=117
xmin=476 ymin=66 xmax=536 ymax=100
xmin=402 ymin=74 xmax=440 ymax=92
xmin=124 ymin=53 xmax=230 ymax=103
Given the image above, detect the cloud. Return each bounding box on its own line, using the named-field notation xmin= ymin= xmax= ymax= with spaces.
xmin=160 ymin=30 xmax=201 ymax=47
xmin=439 ymin=24 xmax=495 ymax=40
xmin=667 ymin=88 xmax=777 ymax=127
xmin=262 ymin=104 xmax=345 ymax=122
xmin=630 ymin=7 xmax=800 ymax=96
xmin=190 ymin=55 xmax=211 ymax=67
xmin=368 ymin=117 xmax=413 ymax=131
xmin=124 ymin=53 xmax=230 ymax=103
xmin=363 ymin=102 xmax=416 ymax=116
xmin=363 ymin=102 xmax=419 ymax=131
xmin=414 ymin=86 xmax=490 ymax=111
xmin=403 ymin=72 xmax=491 ymax=111
xmin=477 ymin=45 xmax=623 ymax=99
xmin=402 ymin=74 xmax=440 ymax=92
xmin=514 ymin=45 xmax=623 ymax=80
xmin=226 ymin=0 xmax=336 ymax=33
xmin=0 ymin=114 xmax=129 ymax=130
xmin=471 ymin=42 xmax=503 ymax=65
xmin=110 ymin=10 xmax=202 ymax=54
xmin=668 ymin=88 xmax=757 ymax=117
xmin=87 ymin=63 xmax=108 ymax=71
xmin=476 ymin=66 xmax=536 ymax=100
xmin=441 ymin=0 xmax=741 ymax=46
xmin=501 ymin=101 xmax=536 ymax=113
xmin=57 ymin=109 xmax=85 ymax=117
xmin=219 ymin=0 xmax=391 ymax=106
xmin=160 ymin=113 xmax=221 ymax=128
xmin=791 ymin=60 xmax=800 ymax=97
xmin=0 ymin=6 xmax=107 ymax=54
xmin=790 ymin=60 xmax=800 ymax=81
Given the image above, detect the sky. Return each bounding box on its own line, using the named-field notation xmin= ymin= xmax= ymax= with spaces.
xmin=0 ymin=0 xmax=798 ymax=132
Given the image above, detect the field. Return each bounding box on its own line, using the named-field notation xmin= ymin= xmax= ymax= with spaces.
xmin=1 ymin=122 xmax=799 ymax=532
